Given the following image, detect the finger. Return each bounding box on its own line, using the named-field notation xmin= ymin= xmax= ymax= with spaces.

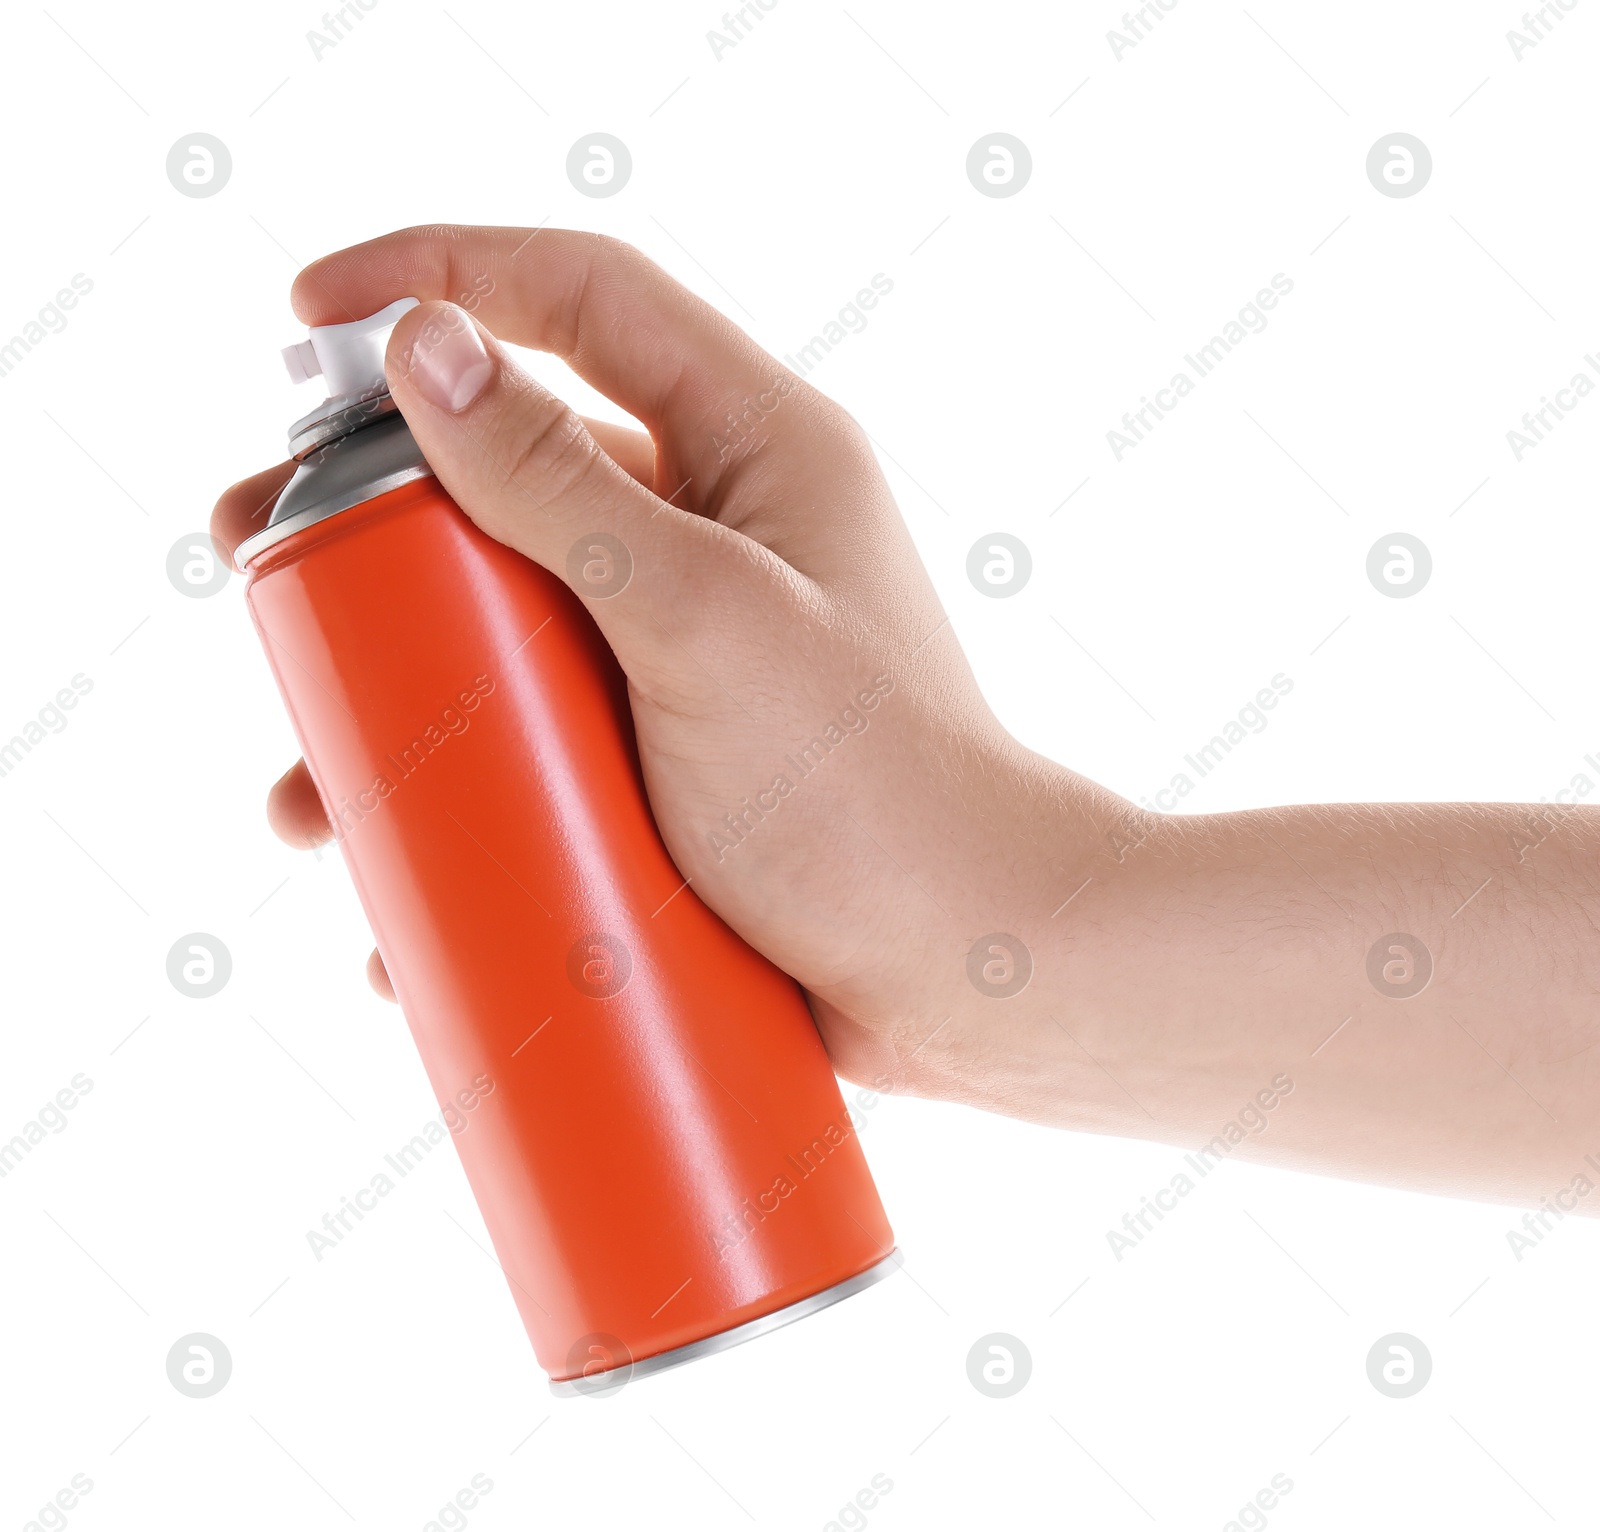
xmin=209 ymin=413 xmax=651 ymax=572
xmin=289 ymin=226 xmax=868 ymax=551
xmin=263 ymin=764 xmax=398 ymax=1003
xmin=367 ymin=948 xmax=397 ymax=1002
xmin=211 ymin=461 xmax=296 ymax=567
xmin=382 ymin=301 xmax=764 ymax=670
xmin=267 ymin=759 xmax=333 ymax=849
xmin=261 ymin=771 xmax=421 ymax=1006
xmin=582 ymin=417 xmax=654 ymax=486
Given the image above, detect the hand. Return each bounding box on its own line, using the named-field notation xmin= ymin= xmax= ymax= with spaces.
xmin=210 ymin=225 xmax=1114 ymax=1103
xmin=215 ymin=226 xmax=1600 ymax=1212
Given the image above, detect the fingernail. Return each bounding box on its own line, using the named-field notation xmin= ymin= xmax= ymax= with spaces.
xmin=404 ymin=305 xmax=493 ymax=413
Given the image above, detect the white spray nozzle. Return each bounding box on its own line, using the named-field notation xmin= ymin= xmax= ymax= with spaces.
xmin=280 ymin=296 xmax=421 ymax=397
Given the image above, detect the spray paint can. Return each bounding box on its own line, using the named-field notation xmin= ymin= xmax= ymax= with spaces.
xmin=237 ymin=300 xmax=897 ymax=1394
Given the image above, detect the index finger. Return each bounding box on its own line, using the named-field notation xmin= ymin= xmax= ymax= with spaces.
xmin=211 ymin=461 xmax=296 ymax=567
xmin=290 ymin=225 xmax=845 ymax=499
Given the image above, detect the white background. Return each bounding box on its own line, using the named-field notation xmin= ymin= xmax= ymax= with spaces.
xmin=2 ymin=1 xmax=1598 ymax=1528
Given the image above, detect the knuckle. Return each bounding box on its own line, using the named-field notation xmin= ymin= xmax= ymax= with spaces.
xmin=591 ymin=232 xmax=642 ymax=266
xmin=798 ymin=386 xmax=873 ymax=460
xmin=500 ymin=394 xmax=601 ymax=506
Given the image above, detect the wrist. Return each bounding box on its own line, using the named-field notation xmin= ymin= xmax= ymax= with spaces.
xmin=874 ymin=729 xmax=1145 ymax=1121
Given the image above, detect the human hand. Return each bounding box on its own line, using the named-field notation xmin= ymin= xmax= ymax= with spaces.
xmin=215 ymin=226 xmax=1600 ymax=1211
xmin=210 ymin=225 xmax=1116 ymax=1103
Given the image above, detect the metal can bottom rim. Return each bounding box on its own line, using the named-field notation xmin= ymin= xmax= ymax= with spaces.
xmin=548 ymin=1250 xmax=901 ymax=1398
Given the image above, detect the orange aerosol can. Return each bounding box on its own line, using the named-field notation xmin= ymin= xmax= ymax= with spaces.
xmin=236 ymin=300 xmax=897 ymax=1395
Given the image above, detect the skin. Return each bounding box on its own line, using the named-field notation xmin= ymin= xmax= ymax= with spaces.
xmin=212 ymin=225 xmax=1600 ymax=1217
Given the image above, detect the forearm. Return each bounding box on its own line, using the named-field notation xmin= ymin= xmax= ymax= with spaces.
xmin=883 ymin=743 xmax=1600 ymax=1211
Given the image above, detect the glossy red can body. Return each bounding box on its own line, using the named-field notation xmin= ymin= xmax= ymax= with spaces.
xmin=242 ymin=474 xmax=895 ymax=1388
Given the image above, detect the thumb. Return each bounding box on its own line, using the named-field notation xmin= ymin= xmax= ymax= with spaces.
xmin=384 ymin=300 xmax=754 ymax=681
